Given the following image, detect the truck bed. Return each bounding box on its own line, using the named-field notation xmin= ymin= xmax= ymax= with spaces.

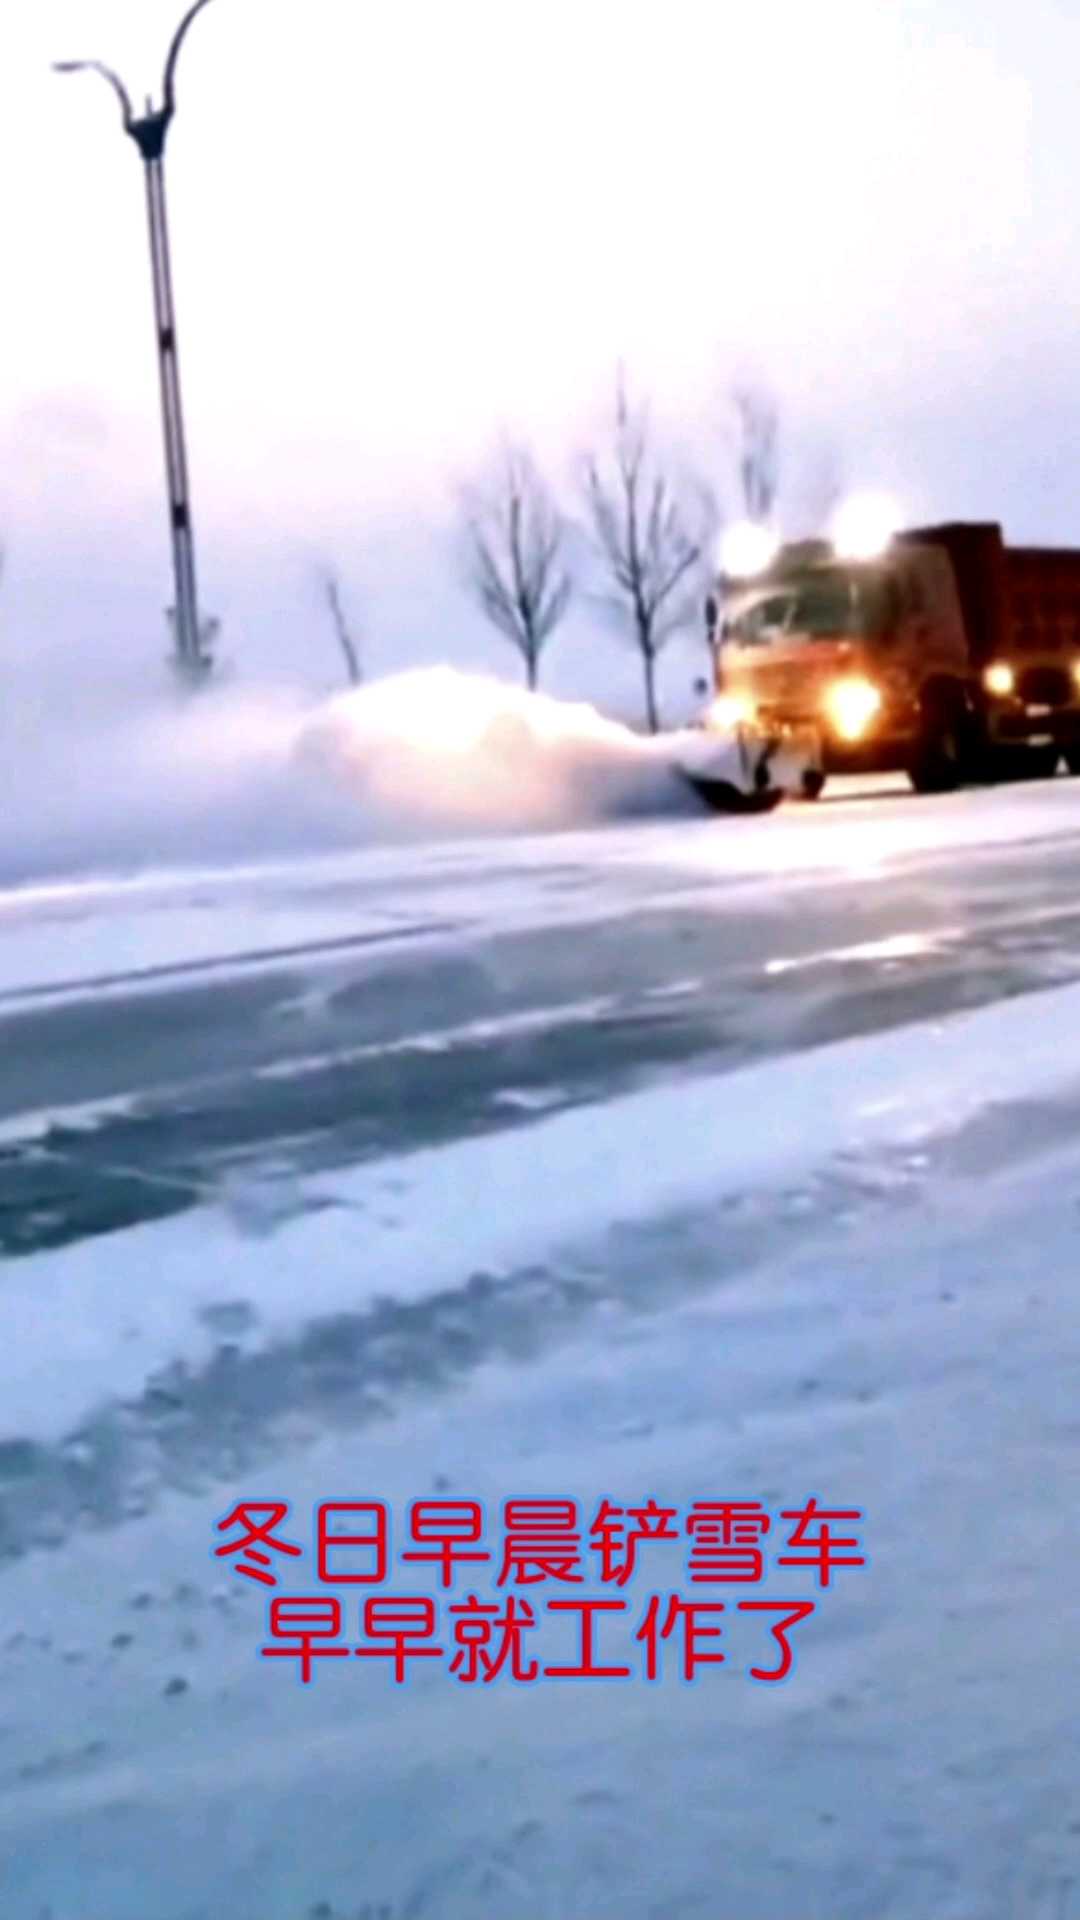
xmin=900 ymin=522 xmax=1080 ymax=682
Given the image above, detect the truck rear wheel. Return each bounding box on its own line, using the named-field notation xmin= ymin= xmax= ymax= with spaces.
xmin=800 ymin=769 xmax=826 ymax=800
xmin=1019 ymin=747 xmax=1060 ymax=780
xmin=991 ymin=746 xmax=1060 ymax=782
xmin=1064 ymin=749 xmax=1080 ymax=776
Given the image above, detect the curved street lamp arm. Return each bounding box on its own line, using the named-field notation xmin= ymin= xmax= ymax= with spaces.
xmin=162 ymin=0 xmax=219 ymax=117
xmin=53 ymin=59 xmax=136 ymax=130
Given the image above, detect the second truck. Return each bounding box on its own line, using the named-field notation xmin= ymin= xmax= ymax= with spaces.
xmin=704 ymin=520 xmax=1080 ymax=798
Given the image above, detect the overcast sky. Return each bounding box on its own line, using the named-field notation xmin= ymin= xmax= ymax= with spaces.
xmin=3 ymin=0 xmax=1080 ymax=710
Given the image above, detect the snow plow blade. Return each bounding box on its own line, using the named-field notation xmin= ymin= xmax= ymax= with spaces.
xmin=674 ymin=720 xmax=818 ymax=814
xmin=681 ymin=773 xmax=784 ymax=813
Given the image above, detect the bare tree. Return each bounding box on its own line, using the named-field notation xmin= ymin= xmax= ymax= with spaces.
xmin=583 ymin=374 xmax=706 ymax=733
xmin=461 ymin=447 xmax=572 ymax=690
xmin=732 ymin=384 xmax=780 ymax=524
xmin=319 ymin=567 xmax=362 ymax=687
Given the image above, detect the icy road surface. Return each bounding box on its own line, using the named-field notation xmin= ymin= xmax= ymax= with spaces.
xmin=1 ymin=773 xmax=1080 ymax=1920
xmin=6 ymin=774 xmax=1080 ymax=1259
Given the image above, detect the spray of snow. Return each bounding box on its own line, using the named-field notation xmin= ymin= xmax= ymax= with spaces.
xmin=297 ymin=667 xmax=695 ymax=830
xmin=0 ymin=668 xmax=708 ymax=883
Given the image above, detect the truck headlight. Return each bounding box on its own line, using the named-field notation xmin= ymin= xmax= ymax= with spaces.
xmin=824 ymin=677 xmax=882 ymax=741
xmin=708 ymin=693 xmax=756 ymax=730
xmin=983 ymin=662 xmax=1015 ymax=696
xmin=1071 ymin=662 xmax=1080 ymax=692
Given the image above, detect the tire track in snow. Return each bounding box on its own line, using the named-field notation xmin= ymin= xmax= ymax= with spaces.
xmin=2 ymin=1080 xmax=1079 ymax=1572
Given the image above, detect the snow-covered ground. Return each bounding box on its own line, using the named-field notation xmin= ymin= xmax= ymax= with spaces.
xmin=6 ymin=752 xmax=1080 ymax=1001
xmin=1 ymin=972 xmax=1076 ymax=1436
xmin=4 ymin=672 xmax=1080 ymax=1916
xmin=2 ymin=963 xmax=1079 ymax=1918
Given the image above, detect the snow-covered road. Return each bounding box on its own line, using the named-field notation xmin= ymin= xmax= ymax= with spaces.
xmin=6 ymin=776 xmax=1080 ymax=1258
xmin=2 ymin=774 xmax=1080 ymax=1919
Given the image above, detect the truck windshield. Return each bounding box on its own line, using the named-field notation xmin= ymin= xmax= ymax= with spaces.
xmin=723 ymin=573 xmax=866 ymax=645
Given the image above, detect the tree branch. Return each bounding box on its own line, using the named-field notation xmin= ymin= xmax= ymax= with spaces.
xmin=461 ymin=446 xmax=573 ymax=686
xmin=581 ymin=373 xmax=708 ymax=727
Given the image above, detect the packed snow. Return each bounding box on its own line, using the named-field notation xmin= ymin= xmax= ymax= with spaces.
xmin=4 ymin=757 xmax=1080 ymax=1001
xmin=1 ymin=971 xmax=1080 ymax=1917
xmin=3 ymin=973 xmax=1079 ymax=1441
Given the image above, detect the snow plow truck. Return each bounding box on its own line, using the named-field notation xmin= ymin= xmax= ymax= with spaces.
xmin=702 ymin=521 xmax=1080 ymax=799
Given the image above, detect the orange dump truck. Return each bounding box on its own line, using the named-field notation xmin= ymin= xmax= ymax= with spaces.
xmin=706 ymin=522 xmax=1080 ymax=796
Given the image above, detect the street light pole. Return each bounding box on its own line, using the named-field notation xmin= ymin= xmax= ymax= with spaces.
xmin=55 ymin=0 xmax=220 ymax=685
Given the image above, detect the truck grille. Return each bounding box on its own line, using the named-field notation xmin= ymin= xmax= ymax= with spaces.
xmin=753 ymin=699 xmax=818 ymax=727
xmin=1017 ymin=665 xmax=1073 ymax=707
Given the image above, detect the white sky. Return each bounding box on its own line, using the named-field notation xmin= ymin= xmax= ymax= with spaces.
xmin=3 ymin=0 xmax=1080 ymax=706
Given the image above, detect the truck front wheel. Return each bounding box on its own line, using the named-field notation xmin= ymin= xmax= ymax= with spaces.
xmin=908 ymin=708 xmax=964 ymax=794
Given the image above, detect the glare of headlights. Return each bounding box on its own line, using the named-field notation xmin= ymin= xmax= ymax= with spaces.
xmin=983 ymin=662 xmax=1015 ymax=697
xmin=707 ymin=692 xmax=756 ymax=730
xmin=825 ymin=676 xmax=882 ymax=741
xmin=718 ymin=520 xmax=780 ymax=579
xmin=829 ymin=491 xmax=902 ymax=561
xmin=1071 ymin=661 xmax=1080 ymax=691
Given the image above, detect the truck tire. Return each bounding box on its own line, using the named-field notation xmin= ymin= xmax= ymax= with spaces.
xmin=1064 ymin=749 xmax=1080 ymax=776
xmin=800 ymin=769 xmax=827 ymax=801
xmin=908 ymin=699 xmax=965 ymax=795
xmin=992 ymin=746 xmax=1060 ymax=782
xmin=1018 ymin=747 xmax=1060 ymax=780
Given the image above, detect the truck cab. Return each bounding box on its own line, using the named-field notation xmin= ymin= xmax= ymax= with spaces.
xmin=707 ymin=523 xmax=1080 ymax=795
